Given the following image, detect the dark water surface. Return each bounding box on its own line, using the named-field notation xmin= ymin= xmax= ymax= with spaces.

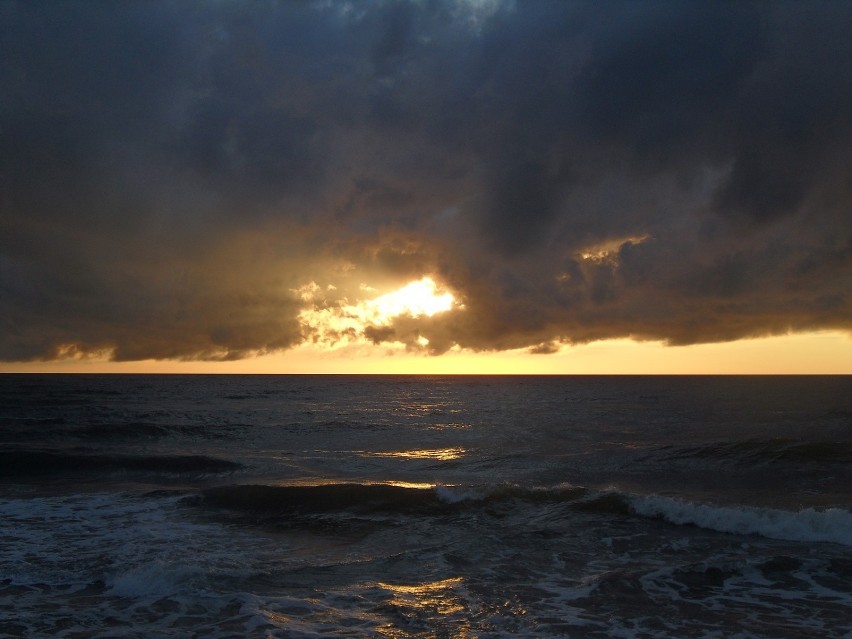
xmin=1 ymin=375 xmax=850 ymax=637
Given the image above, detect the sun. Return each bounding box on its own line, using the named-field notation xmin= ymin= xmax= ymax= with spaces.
xmin=293 ymin=276 xmax=461 ymax=351
xmin=368 ymin=277 xmax=455 ymax=320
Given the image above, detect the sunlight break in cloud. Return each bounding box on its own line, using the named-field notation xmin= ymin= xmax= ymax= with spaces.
xmin=296 ymin=277 xmax=461 ymax=350
xmin=577 ymin=234 xmax=650 ymax=265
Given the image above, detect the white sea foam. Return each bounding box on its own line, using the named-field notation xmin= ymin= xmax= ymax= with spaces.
xmin=629 ymin=494 xmax=852 ymax=546
xmin=434 ymin=484 xmax=490 ymax=503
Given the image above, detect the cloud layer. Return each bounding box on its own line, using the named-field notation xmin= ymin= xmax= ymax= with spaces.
xmin=2 ymin=0 xmax=850 ymax=361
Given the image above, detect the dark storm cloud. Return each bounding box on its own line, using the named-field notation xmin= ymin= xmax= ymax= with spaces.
xmin=1 ymin=0 xmax=850 ymax=362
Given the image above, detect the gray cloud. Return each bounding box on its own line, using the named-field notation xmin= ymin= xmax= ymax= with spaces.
xmin=1 ymin=0 xmax=850 ymax=362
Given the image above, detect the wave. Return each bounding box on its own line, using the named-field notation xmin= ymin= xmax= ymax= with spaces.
xmin=573 ymin=490 xmax=852 ymax=546
xmin=0 ymin=449 xmax=242 ymax=480
xmin=436 ymin=482 xmax=588 ymax=505
xmin=659 ymin=439 xmax=852 ymax=465
xmin=629 ymin=494 xmax=852 ymax=546
xmin=200 ymin=482 xmax=589 ymax=517
xmin=199 ymin=481 xmax=852 ymax=547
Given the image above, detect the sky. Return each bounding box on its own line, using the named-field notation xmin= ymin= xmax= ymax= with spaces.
xmin=1 ymin=0 xmax=851 ymax=374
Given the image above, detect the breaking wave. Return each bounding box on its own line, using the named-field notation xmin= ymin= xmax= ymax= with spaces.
xmin=629 ymin=494 xmax=852 ymax=546
xmin=199 ymin=482 xmax=852 ymax=547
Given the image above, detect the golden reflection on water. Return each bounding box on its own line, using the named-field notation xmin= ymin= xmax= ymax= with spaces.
xmin=376 ymin=577 xmax=476 ymax=638
xmin=364 ymin=447 xmax=466 ymax=461
xmin=382 ymin=480 xmax=438 ymax=490
xmin=261 ymin=576 xmax=480 ymax=637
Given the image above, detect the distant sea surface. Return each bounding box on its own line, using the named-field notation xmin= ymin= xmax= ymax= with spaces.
xmin=1 ymin=374 xmax=851 ymax=638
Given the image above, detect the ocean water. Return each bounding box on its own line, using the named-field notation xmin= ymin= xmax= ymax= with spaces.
xmin=0 ymin=374 xmax=850 ymax=639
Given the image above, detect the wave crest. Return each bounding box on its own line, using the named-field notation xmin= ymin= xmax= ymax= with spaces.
xmin=201 ymin=482 xmax=589 ymax=517
xmin=630 ymin=494 xmax=852 ymax=546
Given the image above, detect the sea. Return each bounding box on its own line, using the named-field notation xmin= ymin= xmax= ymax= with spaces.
xmin=0 ymin=374 xmax=850 ymax=638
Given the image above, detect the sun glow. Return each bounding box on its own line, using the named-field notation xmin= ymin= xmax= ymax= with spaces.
xmin=5 ymin=330 xmax=852 ymax=374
